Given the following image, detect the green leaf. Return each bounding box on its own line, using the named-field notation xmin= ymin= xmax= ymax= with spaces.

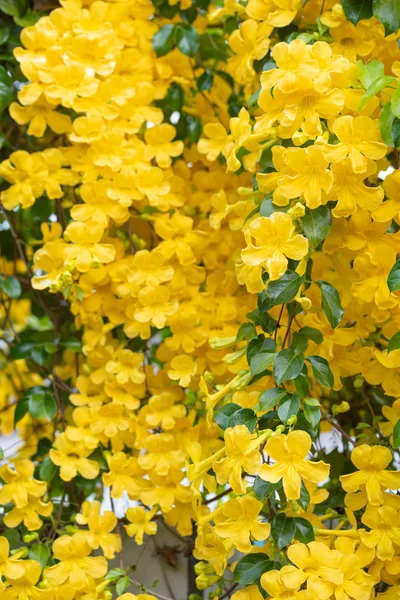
xmin=268 ymin=271 xmax=305 ymax=305
xmin=306 ymin=356 xmax=334 ymax=387
xmin=256 ymin=388 xmax=288 ymax=412
xmin=303 ymin=401 xmax=321 ymax=428
xmin=175 ymin=24 xmax=199 ymax=57
xmin=391 ymin=83 xmax=400 ymax=120
xmin=318 ymin=280 xmax=344 ymax=328
xmin=28 ymin=391 xmax=57 ymax=421
xmin=277 ymin=394 xmax=300 ymax=423
xmin=388 ymin=260 xmax=400 ymax=291
xmin=298 ymin=327 xmax=323 ymax=344
xmin=341 ymin=0 xmax=373 ymax=24
xmin=29 ymin=544 xmax=51 ymax=568
xmin=357 ymin=59 xmax=384 ymax=88
xmin=271 ymin=514 xmax=295 ymax=548
xmin=234 ymin=554 xmax=273 ymax=585
xmin=387 ymin=331 xmax=400 ymax=353
xmin=291 ymin=332 xmax=308 ymax=354
xmin=105 ymin=568 xmax=127 ymax=581
xmin=393 ymin=419 xmax=400 ymax=448
xmin=298 ymin=482 xmax=311 ymax=510
xmin=197 ymin=71 xmax=214 ymax=91
xmin=152 ymin=24 xmax=176 ymax=56
xmin=358 ymin=75 xmax=397 ymax=112
xmin=199 ymin=32 xmax=230 ymax=62
xmin=392 ymin=117 xmax=400 ymax=148
xmin=187 ymin=116 xmax=202 ymax=143
xmin=379 ymin=102 xmax=395 ymax=146
xmin=273 ymin=350 xmax=304 ymax=386
xmin=295 ymin=373 xmax=309 ymax=398
xmin=1 ymin=276 xmax=21 ymax=298
xmin=167 ymin=84 xmax=184 ymax=111
xmin=14 ymin=397 xmax=29 ymax=424
xmin=228 ymin=408 xmax=257 ymax=432
xmin=215 ymin=403 xmax=242 ymax=430
xmin=0 ymin=0 xmax=27 ymax=17
xmin=250 ymin=350 xmax=276 ymax=376
xmin=0 ymin=64 xmax=13 ymax=116
xmin=294 ymin=517 xmax=315 ymax=543
xmin=39 ymin=457 xmax=58 ymax=482
xmin=116 ymin=576 xmax=130 ymax=596
xmin=372 ymin=0 xmax=400 ymax=33
xmin=62 ymin=337 xmax=81 ymax=352
xmin=254 ymin=477 xmax=282 ymax=501
xmin=236 ymin=322 xmax=257 ymax=343
xmin=302 ymin=206 xmax=332 ymax=247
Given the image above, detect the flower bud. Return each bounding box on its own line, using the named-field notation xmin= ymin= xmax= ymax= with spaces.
xmin=23 ymin=532 xmax=39 ymax=543
xmin=209 ymin=336 xmax=236 ymax=350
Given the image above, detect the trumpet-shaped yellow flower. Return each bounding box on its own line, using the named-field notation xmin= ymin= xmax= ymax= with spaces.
xmin=44 ymin=532 xmax=108 ymax=590
xmin=213 ymin=425 xmax=263 ymax=494
xmin=76 ymin=500 xmax=121 ymax=559
xmin=125 ymin=506 xmax=158 ymax=545
xmin=0 ymin=460 xmax=47 ymax=509
xmin=360 ymin=504 xmax=400 ymax=560
xmin=49 ymin=433 xmax=99 ymax=482
xmin=259 ymin=431 xmax=330 ymax=500
xmin=214 ymin=496 xmax=271 ymax=552
xmin=340 ymin=445 xmax=400 ymax=505
xmin=261 ymin=565 xmax=307 ymax=600
xmin=318 ymin=116 xmax=387 ymax=173
xmin=241 ymin=213 xmax=309 ymax=282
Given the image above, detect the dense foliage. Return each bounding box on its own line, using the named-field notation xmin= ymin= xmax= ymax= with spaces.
xmin=1 ymin=0 xmax=400 ymax=599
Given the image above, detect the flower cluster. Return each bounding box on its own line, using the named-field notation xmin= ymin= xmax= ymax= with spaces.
xmin=1 ymin=0 xmax=400 ymax=599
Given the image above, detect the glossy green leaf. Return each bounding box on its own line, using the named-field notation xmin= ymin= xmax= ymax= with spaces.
xmin=387 ymin=331 xmax=400 ymax=353
xmin=318 ymin=280 xmax=344 ymax=328
xmin=294 ymin=517 xmax=315 ymax=543
xmin=152 ymin=24 xmax=176 ymax=56
xmin=29 ymin=544 xmax=50 ymax=568
xmin=302 ymin=206 xmax=332 ymax=247
xmin=393 ymin=419 xmax=400 ymax=448
xmin=273 ymin=350 xmax=304 ymax=385
xmin=388 ymin=260 xmax=400 ymax=291
xmin=306 ymin=355 xmax=334 ymax=387
xmin=277 ymin=394 xmax=300 ymax=423
xmin=379 ymin=101 xmax=395 ymax=146
xmin=1 ymin=276 xmax=21 ymax=298
xmin=256 ymin=388 xmax=288 ymax=412
xmin=28 ymin=391 xmax=57 ymax=422
xmin=234 ymin=553 xmax=274 ymax=585
xmin=268 ymin=271 xmax=305 ymax=305
xmin=271 ymin=514 xmax=295 ymax=548
xmin=215 ymin=403 xmax=242 ymax=430
xmin=175 ymin=24 xmax=199 ymax=56
xmin=228 ymin=408 xmax=257 ymax=432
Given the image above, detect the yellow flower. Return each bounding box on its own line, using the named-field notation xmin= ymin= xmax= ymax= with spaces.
xmin=9 ymin=99 xmax=72 ymax=137
xmin=287 ymin=542 xmax=343 ymax=598
xmin=134 ymin=286 xmax=178 ymax=329
xmin=76 ymin=500 xmax=121 ymax=560
xmin=328 ymin=158 xmax=384 ymax=217
xmin=0 ymin=460 xmax=47 ymax=508
xmin=360 ymin=504 xmax=400 ymax=560
xmin=0 ymin=151 xmax=47 ymax=210
xmin=142 ymin=392 xmax=186 ymax=430
xmin=214 ymin=496 xmax=271 ymax=552
xmin=269 ymin=145 xmax=334 ymax=209
xmin=102 ymin=452 xmax=144 ymax=499
xmin=63 ymin=222 xmax=116 ymax=272
xmin=125 ymin=506 xmax=158 ymax=545
xmin=352 ymin=245 xmax=398 ymax=310
xmin=198 ymin=123 xmax=234 ymax=162
xmin=3 ymin=497 xmax=53 ymax=532
xmin=138 ymin=433 xmax=186 ymax=476
xmin=318 ymin=116 xmax=387 ymax=173
xmin=213 ymin=425 xmax=264 ymax=494
xmin=246 ymin=0 xmax=302 ymax=26
xmin=380 ymin=398 xmax=400 ymax=441
xmin=261 ymin=565 xmax=307 ymax=600
xmin=3 ymin=560 xmax=43 ymax=600
xmin=44 ymin=532 xmax=108 ymax=590
xmin=49 ymin=433 xmax=99 ymax=482
xmin=259 ymin=431 xmax=330 ymax=500
xmin=41 ymin=62 xmax=99 ymax=108
xmin=340 ymin=445 xmax=400 ymax=506
xmin=167 ymin=354 xmax=197 ymax=387
xmin=0 ymin=537 xmax=25 ymax=580
xmin=227 ymin=20 xmax=272 ymax=85
xmin=144 ymin=124 xmax=184 ymax=168
xmin=105 ymin=349 xmax=145 ymax=386
xmin=241 ymin=213 xmax=309 ymax=281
